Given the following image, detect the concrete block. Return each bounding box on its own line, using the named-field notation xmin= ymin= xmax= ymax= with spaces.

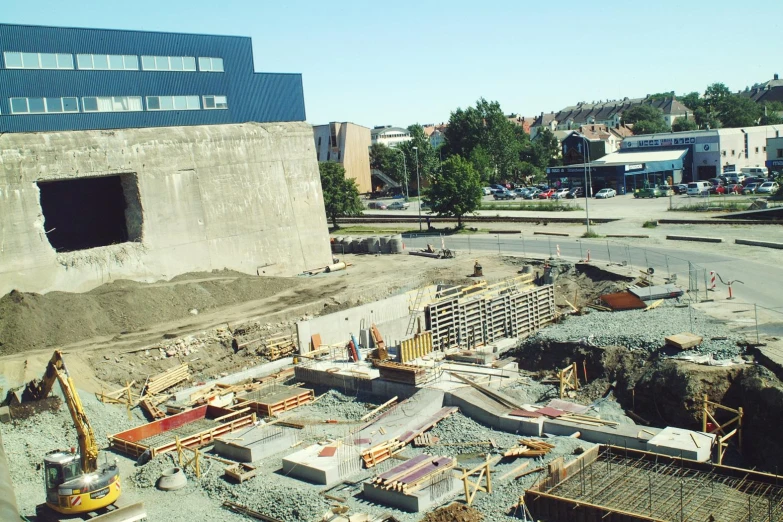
xmin=0 ymin=406 xmax=10 ymax=424
xmin=543 ymin=419 xmax=660 ymax=451
xmin=665 ymin=235 xmax=723 ymax=243
xmin=214 ymin=425 xmax=297 ymax=463
xmin=362 ymin=476 xmax=461 ymax=512
xmin=735 ymin=238 xmax=783 ymax=250
xmin=646 ymin=427 xmax=714 ymax=462
xmin=282 ymin=444 xmax=360 ymax=486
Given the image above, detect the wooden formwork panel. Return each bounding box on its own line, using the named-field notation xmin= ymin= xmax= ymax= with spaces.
xmin=399 ymin=332 xmax=433 ymax=363
xmin=235 ymin=388 xmax=314 ymax=417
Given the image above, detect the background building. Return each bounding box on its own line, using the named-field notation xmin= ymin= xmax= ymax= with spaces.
xmin=371 ymin=126 xmax=412 ymax=148
xmin=767 ymin=136 xmax=783 ymax=175
xmin=0 ymin=23 xmax=305 ymax=133
xmin=312 ymin=122 xmax=372 ymax=193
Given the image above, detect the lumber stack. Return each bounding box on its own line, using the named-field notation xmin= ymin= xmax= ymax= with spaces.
xmin=413 ymin=433 xmax=440 ymax=447
xmin=503 ymin=439 xmax=555 ymax=459
xmin=371 ymin=455 xmax=455 ymax=494
xmin=144 ymin=364 xmax=190 ymax=396
xmin=376 ymin=361 xmax=428 ymax=385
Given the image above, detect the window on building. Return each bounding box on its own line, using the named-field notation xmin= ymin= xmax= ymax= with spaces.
xmin=76 ymin=54 xmax=139 ymax=70
xmin=141 ymin=55 xmax=196 ymax=71
xmin=721 ymin=150 xmax=726 ymax=156
xmin=4 ymin=51 xmax=73 ymax=69
xmin=778 ymin=149 xmax=783 ymax=158
xmin=202 ymin=95 xmax=228 ymax=110
xmin=198 ymin=57 xmax=224 ymax=72
xmin=82 ymin=96 xmax=142 ymax=112
xmin=731 ymin=150 xmax=735 ymax=156
xmin=755 ymin=147 xmax=760 ymax=153
xmin=146 ymin=95 xmax=200 ymax=111
xmin=9 ymin=97 xmax=79 ymax=114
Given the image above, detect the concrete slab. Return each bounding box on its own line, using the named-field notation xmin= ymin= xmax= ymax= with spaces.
xmin=542 ymin=418 xmax=659 ymax=451
xmin=214 ymin=425 xmax=298 ymax=463
xmin=282 ymin=443 xmax=361 ymax=486
xmin=646 ymin=426 xmax=715 ymax=461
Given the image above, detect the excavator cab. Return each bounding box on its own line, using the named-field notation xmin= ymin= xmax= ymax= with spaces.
xmin=43 ymin=450 xmax=121 ymax=515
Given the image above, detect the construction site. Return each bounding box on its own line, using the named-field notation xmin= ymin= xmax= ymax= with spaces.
xmin=2 ymin=235 xmax=783 ymax=522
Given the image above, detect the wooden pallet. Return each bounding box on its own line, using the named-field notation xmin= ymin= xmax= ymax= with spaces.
xmin=224 ymin=463 xmax=258 ymax=483
xmin=376 ymin=361 xmax=428 ymax=385
xmin=413 ymin=433 xmax=440 ymax=447
xmin=144 ymin=364 xmax=190 ymax=396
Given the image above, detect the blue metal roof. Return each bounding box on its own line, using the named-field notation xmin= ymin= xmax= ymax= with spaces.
xmin=0 ymin=23 xmax=305 ymax=132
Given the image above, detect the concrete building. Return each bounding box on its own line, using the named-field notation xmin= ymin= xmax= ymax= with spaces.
xmin=531 ymin=96 xmax=688 ymax=138
xmin=371 ymin=126 xmax=412 ymax=148
xmin=0 ymin=23 xmax=305 ymax=133
xmin=312 ymin=122 xmax=372 ymax=193
xmin=767 ymin=135 xmax=783 ymax=175
xmin=0 ymin=122 xmax=332 ymax=294
xmin=547 ymin=125 xmax=783 ymax=194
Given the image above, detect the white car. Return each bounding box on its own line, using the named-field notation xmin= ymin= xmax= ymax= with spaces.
xmin=482 ymin=187 xmax=493 ymax=196
xmin=551 ymin=188 xmax=570 ymax=199
xmin=387 ymin=201 xmax=410 ymax=210
xmin=756 ymin=182 xmax=780 ymax=194
xmin=595 ymin=188 xmax=616 ymax=199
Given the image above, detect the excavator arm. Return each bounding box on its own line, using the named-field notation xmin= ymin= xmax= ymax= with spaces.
xmin=28 ymin=351 xmax=99 ymax=473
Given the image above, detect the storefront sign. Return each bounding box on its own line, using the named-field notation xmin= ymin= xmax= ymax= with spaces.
xmin=767 ymin=159 xmax=783 ymax=167
xmin=624 ymin=137 xmax=696 ymax=148
xmin=624 ymin=163 xmax=644 ymax=172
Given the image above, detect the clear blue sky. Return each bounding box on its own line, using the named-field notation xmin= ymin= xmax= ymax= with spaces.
xmin=5 ymin=0 xmax=783 ymax=128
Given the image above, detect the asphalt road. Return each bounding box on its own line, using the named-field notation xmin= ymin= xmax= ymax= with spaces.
xmin=401 ymin=233 xmax=783 ymax=312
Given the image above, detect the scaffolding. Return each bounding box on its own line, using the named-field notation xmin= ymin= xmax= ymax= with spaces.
xmin=526 ymin=445 xmax=783 ymax=522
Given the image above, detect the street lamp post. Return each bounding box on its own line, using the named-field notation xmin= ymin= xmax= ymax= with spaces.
xmin=580 ymin=135 xmax=592 ymax=235
xmin=413 ymin=146 xmax=421 ymax=231
xmin=391 ymin=147 xmax=408 ymax=200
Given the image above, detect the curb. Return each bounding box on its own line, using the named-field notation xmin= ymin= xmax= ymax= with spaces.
xmin=735 ymin=239 xmax=783 ymax=250
xmin=533 ymin=232 xmax=569 ymax=237
xmin=606 ymin=234 xmax=650 ymax=238
xmin=489 ymin=230 xmax=522 ymax=234
xmin=665 ymin=235 xmax=723 ymax=243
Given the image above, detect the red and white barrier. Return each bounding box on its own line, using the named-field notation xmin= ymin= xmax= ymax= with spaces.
xmin=556 ymin=244 xmax=561 ymax=258
xmin=709 ymin=271 xmax=716 ymax=291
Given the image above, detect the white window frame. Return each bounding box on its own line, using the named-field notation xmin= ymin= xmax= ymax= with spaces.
xmin=140 ymin=55 xmax=197 ymax=71
xmin=198 ymin=57 xmax=224 ymax=72
xmin=9 ymin=97 xmax=79 ymax=115
xmin=202 ymin=95 xmax=228 ymax=110
xmin=4 ymin=51 xmax=74 ymax=70
xmin=81 ymin=96 xmax=143 ymax=113
xmin=146 ymin=95 xmax=200 ymax=111
xmin=77 ymin=54 xmax=140 ymax=71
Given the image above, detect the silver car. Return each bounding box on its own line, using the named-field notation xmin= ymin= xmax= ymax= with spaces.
xmin=756 ymin=182 xmax=780 ymax=194
xmin=595 ymin=188 xmax=616 ymax=199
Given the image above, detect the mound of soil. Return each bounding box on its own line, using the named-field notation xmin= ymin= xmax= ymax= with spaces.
xmin=420 ymin=503 xmax=483 ymax=522
xmin=0 ymin=271 xmax=301 ymax=356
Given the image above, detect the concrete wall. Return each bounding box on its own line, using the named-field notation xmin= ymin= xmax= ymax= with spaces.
xmin=0 ymin=121 xmax=332 ymax=294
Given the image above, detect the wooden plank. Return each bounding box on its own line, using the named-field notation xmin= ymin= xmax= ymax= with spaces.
xmin=360 ymin=396 xmax=398 ymax=421
xmin=665 ymin=332 xmax=704 ymax=350
xmin=310 ymin=334 xmax=323 ymax=351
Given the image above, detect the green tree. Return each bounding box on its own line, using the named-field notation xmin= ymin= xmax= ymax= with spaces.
xmin=693 ymin=106 xmax=721 ymax=129
xmin=716 ymin=94 xmax=762 ymax=128
xmin=704 ymin=82 xmax=732 ymax=113
xmin=622 ymin=105 xmax=671 ymax=135
xmin=531 ymin=127 xmax=561 ymax=168
xmin=672 ymin=118 xmax=698 ymax=132
xmin=369 ymin=143 xmax=405 ymax=185
xmin=319 ymin=161 xmax=363 ymax=228
xmin=468 ymin=145 xmax=494 ymax=184
xmin=398 ymin=124 xmax=439 ymax=194
xmin=424 ymin=155 xmax=482 ymax=228
xmin=679 ymin=92 xmax=702 ymax=111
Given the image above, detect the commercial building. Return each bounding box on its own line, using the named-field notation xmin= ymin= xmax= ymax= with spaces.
xmin=767 ymin=136 xmax=783 ymax=175
xmin=0 ymin=23 xmax=305 ymax=133
xmin=371 ymin=126 xmax=412 ymax=148
xmin=312 ymin=122 xmax=372 ymax=193
xmin=547 ymin=125 xmax=783 ymax=194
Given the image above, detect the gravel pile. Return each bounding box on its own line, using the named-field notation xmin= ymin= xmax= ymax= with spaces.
xmin=426 ymin=412 xmax=519 ymax=456
xmin=498 ymin=378 xmax=559 ymax=405
xmin=293 ymin=389 xmax=378 ymax=421
xmin=525 ymin=306 xmax=743 ymax=359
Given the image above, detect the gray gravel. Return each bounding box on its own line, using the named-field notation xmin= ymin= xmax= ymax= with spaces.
xmin=525 ymin=305 xmax=744 ymax=359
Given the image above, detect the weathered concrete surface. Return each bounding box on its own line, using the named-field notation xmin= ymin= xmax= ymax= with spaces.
xmin=0 ymin=122 xmax=331 ymax=294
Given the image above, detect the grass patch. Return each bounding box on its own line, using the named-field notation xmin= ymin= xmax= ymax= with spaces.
xmin=581 ymin=230 xmax=602 ymax=238
xmin=331 ymin=225 xmax=488 ymax=236
xmin=669 ymin=201 xmax=749 ymax=212
xmin=642 ymin=220 xmax=658 ymax=228
xmin=480 ymin=200 xmax=582 ymax=212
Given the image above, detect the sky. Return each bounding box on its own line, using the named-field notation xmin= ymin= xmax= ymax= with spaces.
xmin=4 ymin=0 xmax=783 ymax=128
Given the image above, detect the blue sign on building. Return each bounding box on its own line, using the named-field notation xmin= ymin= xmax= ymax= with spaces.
xmin=0 ymin=24 xmax=306 ymax=133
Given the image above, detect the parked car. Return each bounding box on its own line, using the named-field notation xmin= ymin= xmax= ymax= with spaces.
xmin=634 ymin=186 xmax=663 ymax=198
xmin=523 ymin=188 xmax=542 ymax=199
xmin=595 ymin=188 xmax=616 ymax=199
xmin=387 ymin=201 xmax=410 ymax=210
xmin=724 ymin=173 xmax=746 ymax=184
xmin=742 ymin=183 xmax=760 ymax=195
xmin=707 ymin=178 xmax=724 ymax=188
xmin=658 ymin=185 xmax=674 ymax=196
xmin=686 ymin=181 xmax=711 ymax=196
xmin=551 ymin=188 xmax=570 ymax=199
xmin=742 ymin=177 xmax=765 ymax=187
xmin=566 ymin=187 xmax=584 ymax=199
xmin=482 ymin=187 xmax=493 ymax=196
xmin=367 ymin=201 xmax=388 ymax=210
xmin=536 ymin=184 xmax=550 ymax=191
xmin=709 ymin=184 xmax=726 ymax=195
xmin=756 ymin=182 xmax=780 ymax=194
xmin=726 ymin=183 xmax=742 ymax=195
xmin=493 ymin=190 xmax=515 ymax=200
xmin=674 ymin=184 xmax=688 ymax=195
xmin=538 ymin=188 xmax=556 ymax=199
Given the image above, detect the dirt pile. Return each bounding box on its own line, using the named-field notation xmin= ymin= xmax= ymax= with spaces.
xmin=420 ymin=503 xmax=483 ymax=522
xmin=0 ymin=271 xmax=300 ymax=356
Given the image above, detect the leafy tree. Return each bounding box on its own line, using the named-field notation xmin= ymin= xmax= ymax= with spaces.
xmin=369 ymin=143 xmax=406 ymax=185
xmin=424 ymin=155 xmax=482 ymax=228
xmin=468 ymin=145 xmax=494 ymax=184
xmin=319 ymin=161 xmax=363 ymax=228
xmin=398 ymin=124 xmax=440 ymax=193
xmin=531 ymin=127 xmax=562 ymax=168
xmin=716 ymin=95 xmax=762 ymax=128
xmin=647 ymin=91 xmax=675 ymax=101
xmin=679 ymin=92 xmax=702 ymax=111
xmin=672 ymin=118 xmax=698 ymax=132
xmin=622 ymin=105 xmax=671 ymax=135
xmin=704 ymin=83 xmax=732 ymax=113
xmin=693 ymin=106 xmax=721 ymax=129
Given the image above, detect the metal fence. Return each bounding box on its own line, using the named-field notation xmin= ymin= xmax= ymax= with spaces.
xmin=667 ymin=192 xmax=761 ymax=211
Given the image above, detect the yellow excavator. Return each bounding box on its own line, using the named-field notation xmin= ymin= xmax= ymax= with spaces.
xmin=25 ymin=350 xmax=122 ymax=515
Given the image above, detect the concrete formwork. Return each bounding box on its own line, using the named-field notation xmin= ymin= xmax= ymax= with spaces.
xmin=0 ymin=122 xmax=332 ymax=294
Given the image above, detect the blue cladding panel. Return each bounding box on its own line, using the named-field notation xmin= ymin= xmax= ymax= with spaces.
xmin=0 ymin=24 xmax=305 ymax=132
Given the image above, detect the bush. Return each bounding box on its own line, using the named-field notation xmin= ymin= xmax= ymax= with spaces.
xmin=642 ymin=220 xmax=658 ymax=228
xmin=582 ymin=230 xmax=602 ymax=238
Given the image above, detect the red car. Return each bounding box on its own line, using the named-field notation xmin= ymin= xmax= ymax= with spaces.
xmin=538 ymin=188 xmax=556 ymax=199
xmin=725 ymin=184 xmax=742 ymax=194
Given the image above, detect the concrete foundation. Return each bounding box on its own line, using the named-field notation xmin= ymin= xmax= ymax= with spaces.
xmin=281 ymin=443 xmax=362 ymax=486
xmin=214 ymin=425 xmax=298 ymax=463
xmin=0 ymin=122 xmax=332 ymax=294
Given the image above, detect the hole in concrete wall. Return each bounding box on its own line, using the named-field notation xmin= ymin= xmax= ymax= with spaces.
xmin=38 ymin=173 xmax=143 ymax=252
